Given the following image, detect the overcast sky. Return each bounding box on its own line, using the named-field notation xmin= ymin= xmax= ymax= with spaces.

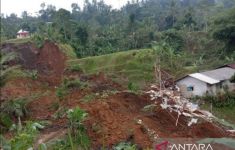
xmin=1 ymin=0 xmax=128 ymax=17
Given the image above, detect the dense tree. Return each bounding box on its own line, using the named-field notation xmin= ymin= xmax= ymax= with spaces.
xmin=212 ymin=8 xmax=235 ymax=53
xmin=1 ymin=0 xmax=235 ymax=57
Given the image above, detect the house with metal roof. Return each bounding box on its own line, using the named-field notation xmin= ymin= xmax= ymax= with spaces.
xmin=17 ymin=29 xmax=30 ymax=38
xmin=176 ymin=65 xmax=235 ymax=98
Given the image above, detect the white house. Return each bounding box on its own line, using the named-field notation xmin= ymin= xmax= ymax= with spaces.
xmin=176 ymin=64 xmax=235 ymax=98
xmin=17 ymin=29 xmax=30 ymax=38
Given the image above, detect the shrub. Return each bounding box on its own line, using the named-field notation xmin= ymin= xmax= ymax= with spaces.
xmin=203 ymin=92 xmax=235 ymax=108
xmin=113 ymin=142 xmax=137 ymax=150
xmin=0 ymin=113 xmax=13 ymax=129
xmin=1 ymin=98 xmax=28 ymax=119
xmin=63 ymin=78 xmax=88 ymax=89
xmin=27 ymin=70 xmax=38 ymax=80
xmin=128 ymin=82 xmax=139 ymax=92
xmin=66 ymin=107 xmax=90 ymax=150
xmin=56 ymin=86 xmax=68 ymax=100
xmin=32 ymin=34 xmax=45 ymax=48
xmin=10 ymin=122 xmax=44 ymax=150
xmin=68 ymin=63 xmax=83 ymax=72
xmin=230 ymin=73 xmax=235 ymax=83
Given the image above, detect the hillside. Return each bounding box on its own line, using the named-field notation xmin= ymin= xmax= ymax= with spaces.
xmin=1 ymin=40 xmax=234 ymax=149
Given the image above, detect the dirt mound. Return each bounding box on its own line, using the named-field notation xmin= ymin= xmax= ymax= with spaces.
xmin=1 ymin=41 xmax=66 ymax=85
xmin=0 ymin=78 xmax=43 ymax=102
xmin=0 ymin=41 xmax=232 ymax=149
xmin=61 ymin=90 xmax=229 ymax=148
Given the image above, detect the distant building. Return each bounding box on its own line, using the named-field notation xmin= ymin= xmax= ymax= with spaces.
xmin=17 ymin=29 xmax=30 ymax=38
xmin=176 ymin=64 xmax=235 ymax=98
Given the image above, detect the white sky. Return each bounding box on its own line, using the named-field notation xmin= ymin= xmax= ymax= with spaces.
xmin=1 ymin=0 xmax=128 ymax=17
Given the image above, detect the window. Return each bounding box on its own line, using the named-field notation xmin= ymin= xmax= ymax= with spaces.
xmin=187 ymin=86 xmax=194 ymax=91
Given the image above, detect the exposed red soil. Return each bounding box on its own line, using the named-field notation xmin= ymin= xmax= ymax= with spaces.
xmin=1 ymin=42 xmax=232 ymax=149
xmin=1 ymin=41 xmax=66 ymax=85
xmin=0 ymin=78 xmax=43 ymax=102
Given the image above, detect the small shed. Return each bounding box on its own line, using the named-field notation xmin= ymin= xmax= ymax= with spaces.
xmin=17 ymin=29 xmax=30 ymax=38
xmin=176 ymin=67 xmax=235 ymax=98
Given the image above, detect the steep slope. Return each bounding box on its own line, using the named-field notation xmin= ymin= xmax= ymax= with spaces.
xmin=0 ymin=40 xmax=233 ymax=149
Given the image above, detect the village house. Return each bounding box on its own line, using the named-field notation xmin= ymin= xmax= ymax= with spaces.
xmin=17 ymin=29 xmax=30 ymax=38
xmin=176 ymin=64 xmax=235 ymax=98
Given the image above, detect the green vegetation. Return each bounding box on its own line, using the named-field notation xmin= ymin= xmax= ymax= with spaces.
xmin=67 ymin=47 xmax=193 ymax=88
xmin=0 ymin=122 xmax=44 ymax=150
xmin=202 ymin=103 xmax=235 ymax=125
xmin=212 ymin=8 xmax=235 ymax=53
xmin=113 ymin=142 xmax=137 ymax=150
xmin=1 ymin=0 xmax=235 ymax=149
xmin=55 ymin=86 xmax=68 ymax=100
xmin=201 ymin=92 xmax=235 ymax=125
xmin=2 ymin=0 xmax=235 ymax=58
xmin=4 ymin=37 xmax=31 ymax=44
xmin=58 ymin=44 xmax=77 ymax=59
xmin=80 ymin=94 xmax=96 ymax=103
xmin=56 ymin=78 xmax=88 ymax=100
xmin=203 ymin=92 xmax=235 ymax=108
xmin=68 ymin=49 xmax=155 ymax=88
xmin=230 ymin=73 xmax=235 ymax=83
xmin=66 ymin=107 xmax=90 ymax=150
xmin=1 ymin=98 xmax=28 ymax=130
xmin=0 ymin=52 xmax=18 ymax=66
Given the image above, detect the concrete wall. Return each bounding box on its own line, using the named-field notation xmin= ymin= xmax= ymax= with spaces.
xmin=176 ymin=76 xmax=208 ymax=98
xmin=177 ymin=78 xmax=235 ymax=98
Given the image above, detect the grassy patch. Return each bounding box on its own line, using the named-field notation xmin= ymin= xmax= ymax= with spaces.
xmin=59 ymin=44 xmax=77 ymax=59
xmin=67 ymin=49 xmax=157 ymax=88
xmin=67 ymin=49 xmax=197 ymax=89
xmin=80 ymin=94 xmax=96 ymax=103
xmin=4 ymin=37 xmax=31 ymax=44
xmin=201 ymin=103 xmax=235 ymax=126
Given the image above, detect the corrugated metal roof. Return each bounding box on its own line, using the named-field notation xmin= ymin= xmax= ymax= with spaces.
xmin=189 ymin=73 xmax=220 ymax=84
xmin=17 ymin=29 xmax=29 ymax=34
xmin=226 ymin=63 xmax=235 ymax=69
xmin=218 ymin=63 xmax=235 ymax=69
xmin=201 ymin=67 xmax=235 ymax=81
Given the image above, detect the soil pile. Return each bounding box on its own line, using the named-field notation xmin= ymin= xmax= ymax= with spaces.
xmin=1 ymin=41 xmax=66 ymax=85
xmin=0 ymin=41 xmax=232 ymax=149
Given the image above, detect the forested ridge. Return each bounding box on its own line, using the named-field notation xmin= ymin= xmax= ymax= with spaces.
xmin=1 ymin=0 xmax=235 ymax=58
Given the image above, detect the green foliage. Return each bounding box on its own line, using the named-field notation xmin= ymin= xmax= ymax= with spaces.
xmin=0 ymin=135 xmax=11 ymax=150
xmin=66 ymin=107 xmax=90 ymax=150
xmin=38 ymin=143 xmax=47 ymax=150
xmin=63 ymin=78 xmax=89 ymax=90
xmin=67 ymin=63 xmax=83 ymax=72
xmin=230 ymin=73 xmax=235 ymax=83
xmin=3 ymin=0 xmax=231 ymax=58
xmin=203 ymin=92 xmax=235 ymax=108
xmin=113 ymin=142 xmax=137 ymax=150
xmin=1 ymin=98 xmax=28 ymax=119
xmin=56 ymin=86 xmax=68 ymax=100
xmin=162 ymin=29 xmax=184 ymax=52
xmin=0 ymin=113 xmax=13 ymax=129
xmin=10 ymin=122 xmax=44 ymax=150
xmin=56 ymin=78 xmax=88 ymax=100
xmin=212 ymin=8 xmax=235 ymax=53
xmin=26 ymin=70 xmax=38 ymax=80
xmin=128 ymin=82 xmax=139 ymax=92
xmin=0 ymin=52 xmax=18 ymax=66
xmin=32 ymin=34 xmax=45 ymax=48
xmin=58 ymin=44 xmax=77 ymax=59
